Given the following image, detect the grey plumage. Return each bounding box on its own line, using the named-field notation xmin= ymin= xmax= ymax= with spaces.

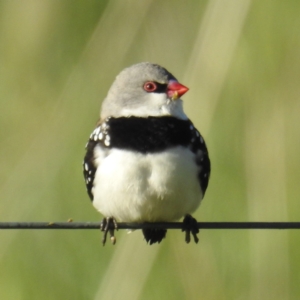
xmin=101 ymin=62 xmax=181 ymax=119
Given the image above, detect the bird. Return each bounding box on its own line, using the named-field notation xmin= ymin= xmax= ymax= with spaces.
xmin=83 ymin=62 xmax=210 ymax=245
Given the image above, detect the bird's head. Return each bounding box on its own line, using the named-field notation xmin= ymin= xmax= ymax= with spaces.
xmin=100 ymin=62 xmax=189 ymax=120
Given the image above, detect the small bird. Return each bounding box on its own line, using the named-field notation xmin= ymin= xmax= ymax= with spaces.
xmin=83 ymin=62 xmax=210 ymax=245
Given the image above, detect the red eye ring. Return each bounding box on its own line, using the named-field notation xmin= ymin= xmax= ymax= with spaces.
xmin=143 ymin=81 xmax=157 ymax=92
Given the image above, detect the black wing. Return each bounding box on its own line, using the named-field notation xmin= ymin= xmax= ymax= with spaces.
xmin=187 ymin=121 xmax=211 ymax=195
xmin=83 ymin=121 xmax=111 ymax=201
xmin=83 ymin=139 xmax=98 ymax=201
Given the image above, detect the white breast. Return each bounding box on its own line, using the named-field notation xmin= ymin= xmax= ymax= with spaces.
xmin=92 ymin=146 xmax=203 ymax=222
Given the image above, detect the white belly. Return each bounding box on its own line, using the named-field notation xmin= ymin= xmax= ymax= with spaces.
xmin=92 ymin=146 xmax=202 ymax=222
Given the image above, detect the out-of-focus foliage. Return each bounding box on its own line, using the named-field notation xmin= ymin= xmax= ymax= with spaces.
xmin=0 ymin=0 xmax=300 ymax=299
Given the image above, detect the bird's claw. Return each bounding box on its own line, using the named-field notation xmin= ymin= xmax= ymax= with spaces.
xmin=182 ymin=214 xmax=199 ymax=244
xmin=100 ymin=217 xmax=118 ymax=246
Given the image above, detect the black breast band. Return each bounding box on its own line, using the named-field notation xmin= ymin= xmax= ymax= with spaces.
xmin=107 ymin=116 xmax=194 ymax=153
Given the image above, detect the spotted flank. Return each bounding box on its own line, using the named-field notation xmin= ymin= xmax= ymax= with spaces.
xmin=83 ymin=118 xmax=111 ymax=200
xmin=89 ymin=120 xmax=110 ymax=143
xmin=187 ymin=123 xmax=210 ymax=194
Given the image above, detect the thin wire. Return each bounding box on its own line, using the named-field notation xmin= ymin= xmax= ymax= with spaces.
xmin=0 ymin=222 xmax=300 ymax=230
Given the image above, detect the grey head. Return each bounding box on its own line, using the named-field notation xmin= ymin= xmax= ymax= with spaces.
xmin=100 ymin=62 xmax=189 ymax=120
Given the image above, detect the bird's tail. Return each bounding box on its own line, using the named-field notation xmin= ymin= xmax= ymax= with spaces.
xmin=142 ymin=228 xmax=167 ymax=245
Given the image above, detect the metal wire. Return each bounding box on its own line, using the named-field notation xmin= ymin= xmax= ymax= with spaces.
xmin=0 ymin=222 xmax=300 ymax=230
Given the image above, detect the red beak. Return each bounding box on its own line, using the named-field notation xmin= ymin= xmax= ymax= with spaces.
xmin=167 ymin=80 xmax=189 ymax=100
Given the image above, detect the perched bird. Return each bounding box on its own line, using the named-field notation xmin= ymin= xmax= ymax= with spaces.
xmin=83 ymin=62 xmax=210 ymax=245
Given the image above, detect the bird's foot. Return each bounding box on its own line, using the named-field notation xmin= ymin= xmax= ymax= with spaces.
xmin=182 ymin=214 xmax=199 ymax=244
xmin=100 ymin=217 xmax=118 ymax=246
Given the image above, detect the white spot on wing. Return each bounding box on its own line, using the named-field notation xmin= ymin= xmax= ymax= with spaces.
xmin=104 ymin=135 xmax=110 ymax=146
xmin=94 ymin=127 xmax=100 ymax=135
xmin=196 ymin=149 xmax=203 ymax=156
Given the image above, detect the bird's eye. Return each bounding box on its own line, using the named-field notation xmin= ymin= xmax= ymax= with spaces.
xmin=143 ymin=82 xmax=157 ymax=92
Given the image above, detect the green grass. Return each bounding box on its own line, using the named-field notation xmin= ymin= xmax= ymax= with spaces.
xmin=1 ymin=0 xmax=300 ymax=299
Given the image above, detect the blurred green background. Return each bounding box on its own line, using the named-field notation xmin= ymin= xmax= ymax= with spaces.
xmin=0 ymin=0 xmax=300 ymax=299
